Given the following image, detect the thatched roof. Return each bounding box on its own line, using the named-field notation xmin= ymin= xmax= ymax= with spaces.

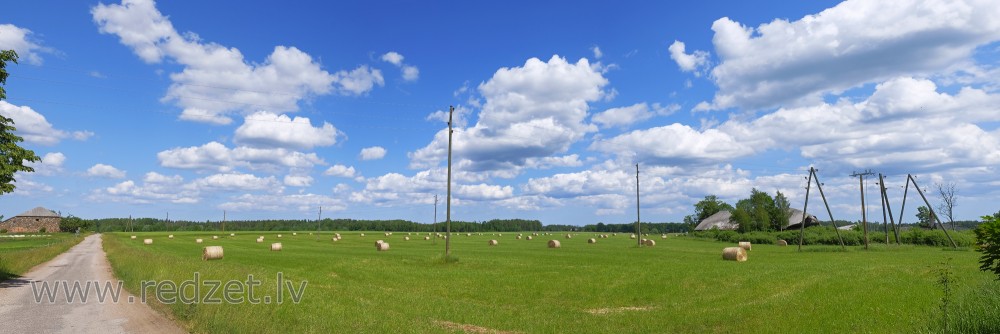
xmin=14 ymin=207 xmax=59 ymax=218
xmin=694 ymin=208 xmax=820 ymax=231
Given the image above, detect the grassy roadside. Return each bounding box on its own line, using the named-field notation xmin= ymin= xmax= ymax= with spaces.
xmin=104 ymin=231 xmax=991 ymax=333
xmin=0 ymin=233 xmax=87 ymax=281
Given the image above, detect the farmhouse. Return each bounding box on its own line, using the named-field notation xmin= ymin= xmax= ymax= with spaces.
xmin=0 ymin=207 xmax=61 ymax=233
xmin=694 ymin=208 xmax=819 ymax=231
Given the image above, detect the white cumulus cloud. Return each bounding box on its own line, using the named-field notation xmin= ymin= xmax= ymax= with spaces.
xmin=87 ymin=163 xmax=127 ymax=179
xmin=359 ymin=146 xmax=387 ymax=161
xmin=0 ymin=24 xmax=51 ymax=65
xmin=234 ymin=111 xmax=342 ymax=150
xmin=667 ymin=41 xmax=709 ymax=74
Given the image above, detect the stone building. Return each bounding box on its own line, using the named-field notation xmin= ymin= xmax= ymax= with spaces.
xmin=0 ymin=207 xmax=61 ymax=233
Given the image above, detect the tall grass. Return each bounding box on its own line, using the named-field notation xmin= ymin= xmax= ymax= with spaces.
xmin=104 ymin=231 xmax=991 ymax=333
xmin=0 ymin=234 xmax=86 ymax=280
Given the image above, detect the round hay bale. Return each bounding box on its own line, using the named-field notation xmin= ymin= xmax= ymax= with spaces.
xmin=203 ymin=246 xmax=224 ymax=261
xmin=335 ymin=233 xmax=342 ymax=238
xmin=424 ymin=236 xmax=430 ymax=240
xmin=256 ymin=238 xmax=263 ymax=243
xmin=588 ymin=238 xmax=596 ymax=244
xmin=489 ymin=239 xmax=498 ymax=246
xmin=777 ymin=239 xmax=788 ymax=246
xmin=498 ymin=234 xmax=502 ymax=237
xmin=195 ymin=238 xmax=203 ymax=243
xmin=376 ymin=242 xmax=390 ymax=251
xmin=293 ymin=233 xmax=297 ymax=236
xmin=143 ymin=239 xmax=153 ymax=245
xmin=548 ymin=240 xmax=561 ymax=248
xmin=516 ymin=235 xmax=522 ymax=239
xmin=376 ymin=240 xmax=385 ymax=246
xmin=277 ymin=234 xmax=283 ymax=238
xmin=629 ymin=234 xmax=636 ymax=239
xmin=723 ymin=247 xmax=748 ymax=262
xmin=331 ymin=237 xmax=339 ymax=242
xmin=645 ymin=239 xmax=656 ymax=247
xmin=130 ymin=235 xmax=136 ymax=239
xmin=213 ymin=236 xmax=219 ymax=240
xmin=641 ymin=238 xmax=648 ymax=244
xmin=738 ymin=241 xmax=752 ymax=251
xmin=404 ymin=236 xmax=410 ymax=241
xmin=613 ymin=233 xmax=617 ymax=236
xmin=661 ymin=234 xmax=667 ymax=239
xmin=271 ymin=243 xmax=282 ymax=251
xmin=230 ymin=233 xmax=236 ymax=237
xmin=168 ymin=235 xmax=174 ymax=239
xmin=566 ymin=234 xmax=572 ymax=239
xmin=526 ymin=236 xmax=533 ymax=240
xmin=467 ymin=233 xmax=472 ymax=237
xmin=385 ymin=232 xmax=390 ymax=236
xmin=360 ymin=233 xmax=365 ymax=237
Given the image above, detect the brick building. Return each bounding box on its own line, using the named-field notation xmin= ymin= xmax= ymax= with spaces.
xmin=1 ymin=207 xmax=61 ymax=233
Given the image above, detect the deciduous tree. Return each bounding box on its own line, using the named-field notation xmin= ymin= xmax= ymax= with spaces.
xmin=0 ymin=50 xmax=42 ymax=195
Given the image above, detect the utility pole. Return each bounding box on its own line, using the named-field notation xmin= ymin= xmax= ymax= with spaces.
xmin=908 ymin=174 xmax=958 ymax=248
xmin=798 ymin=167 xmax=846 ymax=251
xmin=445 ymin=106 xmax=454 ymax=258
xmin=851 ymin=169 xmax=875 ymax=250
xmin=433 ymin=194 xmax=438 ymax=245
xmin=635 ymin=163 xmax=641 ymax=246
xmin=128 ymin=214 xmax=132 ymax=233
xmin=222 ymin=210 xmax=226 ymax=232
xmin=878 ymin=174 xmax=900 ymax=244
xmin=317 ymin=206 xmax=322 ymax=232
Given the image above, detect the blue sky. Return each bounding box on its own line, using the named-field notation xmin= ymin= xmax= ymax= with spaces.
xmin=2 ymin=0 xmax=999 ymax=225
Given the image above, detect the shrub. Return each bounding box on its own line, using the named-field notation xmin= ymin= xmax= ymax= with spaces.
xmin=974 ymin=213 xmax=1000 ymax=279
xmin=39 ymin=227 xmax=46 ymax=233
xmin=0 ymin=229 xmax=7 ymax=234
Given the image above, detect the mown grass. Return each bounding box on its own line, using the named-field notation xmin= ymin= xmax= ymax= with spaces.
xmin=103 ymin=231 xmax=992 ymax=333
xmin=0 ymin=233 xmax=86 ymax=281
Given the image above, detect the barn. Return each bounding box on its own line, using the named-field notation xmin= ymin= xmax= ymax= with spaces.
xmin=694 ymin=208 xmax=819 ymax=231
xmin=0 ymin=207 xmax=61 ymax=233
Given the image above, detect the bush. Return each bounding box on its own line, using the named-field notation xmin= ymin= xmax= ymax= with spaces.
xmin=974 ymin=213 xmax=1000 ymax=280
xmin=0 ymin=229 xmax=7 ymax=234
xmin=39 ymin=227 xmax=46 ymax=233
xmin=691 ymin=226 xmax=974 ymax=248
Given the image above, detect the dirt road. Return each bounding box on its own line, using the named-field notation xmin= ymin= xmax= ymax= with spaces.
xmin=0 ymin=234 xmax=186 ymax=333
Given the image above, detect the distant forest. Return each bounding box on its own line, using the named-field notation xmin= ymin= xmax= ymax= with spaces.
xmin=76 ymin=217 xmax=691 ymax=234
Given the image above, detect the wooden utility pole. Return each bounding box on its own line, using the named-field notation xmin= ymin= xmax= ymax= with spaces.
xmin=222 ymin=210 xmax=226 ymax=232
xmin=317 ymin=206 xmax=322 ymax=232
xmin=908 ymin=174 xmax=957 ymax=248
xmin=445 ymin=106 xmax=454 ymax=258
xmin=851 ymin=170 xmax=875 ymax=249
xmin=878 ymin=174 xmax=889 ymax=244
xmin=878 ymin=174 xmax=900 ymax=244
xmin=128 ymin=214 xmax=133 ymax=232
xmin=635 ymin=163 xmax=641 ymax=246
xmin=798 ymin=167 xmax=846 ymax=251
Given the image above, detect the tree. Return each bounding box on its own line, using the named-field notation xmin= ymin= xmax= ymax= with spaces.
xmin=731 ymin=189 xmax=778 ymax=232
xmin=974 ymin=211 xmax=1000 ymax=280
xmin=772 ymin=191 xmax=792 ymax=231
xmin=936 ymin=182 xmax=957 ymax=231
xmin=916 ymin=206 xmax=934 ymax=228
xmin=0 ymin=50 xmax=41 ymax=195
xmin=693 ymin=195 xmax=733 ymax=222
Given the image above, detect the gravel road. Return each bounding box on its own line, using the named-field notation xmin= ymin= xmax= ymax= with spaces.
xmin=0 ymin=234 xmax=186 ymax=333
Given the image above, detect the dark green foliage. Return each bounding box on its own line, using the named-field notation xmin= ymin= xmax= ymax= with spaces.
xmin=59 ymin=215 xmax=92 ymax=232
xmin=0 ymin=50 xmax=41 ymax=195
xmin=731 ymin=188 xmax=778 ymax=232
xmin=772 ymin=191 xmax=792 ymax=230
xmin=974 ymin=212 xmax=1000 ymax=280
xmin=692 ymin=226 xmax=974 ymax=247
xmin=917 ymin=206 xmax=935 ymax=228
xmin=694 ymin=195 xmax=732 ymax=222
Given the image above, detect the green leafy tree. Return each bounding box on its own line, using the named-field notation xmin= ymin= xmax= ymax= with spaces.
xmin=772 ymin=191 xmax=792 ymax=230
xmin=0 ymin=50 xmax=41 ymax=195
xmin=694 ymin=195 xmax=733 ymax=222
xmin=60 ymin=215 xmax=92 ymax=232
xmin=974 ymin=211 xmax=1000 ymax=280
xmin=916 ymin=206 xmax=935 ymax=228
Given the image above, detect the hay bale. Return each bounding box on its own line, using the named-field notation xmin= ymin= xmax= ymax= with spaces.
xmin=130 ymin=235 xmax=136 ymax=239
xmin=548 ymin=240 xmax=561 ymax=248
xmin=331 ymin=237 xmax=339 ymax=242
xmin=213 ymin=236 xmax=219 ymax=240
xmin=629 ymin=234 xmax=636 ymax=239
xmin=738 ymin=241 xmax=752 ymax=251
xmin=277 ymin=234 xmax=282 ymax=238
xmin=143 ymin=239 xmax=153 ymax=245
xmin=168 ymin=235 xmax=174 ymax=239
xmin=293 ymin=233 xmax=297 ymax=236
xmin=335 ymin=233 xmax=342 ymax=238
xmin=588 ymin=238 xmax=596 ymax=244
xmin=230 ymin=233 xmax=236 ymax=237
xmin=566 ymin=234 xmax=573 ymax=239
xmin=723 ymin=247 xmax=748 ymax=262
xmin=661 ymin=234 xmax=667 ymax=239
xmin=404 ymin=236 xmax=410 ymax=241
xmin=376 ymin=242 xmax=390 ymax=251
xmin=526 ymin=236 xmax=533 ymax=240
xmin=424 ymin=236 xmax=430 ymax=240
xmin=271 ymin=243 xmax=282 ymax=251
xmin=498 ymin=234 xmax=502 ymax=237
xmin=516 ymin=235 xmax=522 ymax=239
xmin=489 ymin=239 xmax=498 ymax=246
xmin=644 ymin=239 xmax=656 ymax=247
xmin=203 ymin=246 xmax=224 ymax=260
xmin=256 ymin=238 xmax=263 ymax=243
xmin=777 ymin=239 xmax=788 ymax=246
xmin=385 ymin=232 xmax=390 ymax=236
xmin=360 ymin=233 xmax=365 ymax=237
xmin=376 ymin=240 xmax=385 ymax=246
xmin=195 ymin=238 xmax=203 ymax=243
xmin=467 ymin=233 xmax=472 ymax=237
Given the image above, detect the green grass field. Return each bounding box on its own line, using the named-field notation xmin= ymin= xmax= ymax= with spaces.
xmin=103 ymin=231 xmax=995 ymax=333
xmin=0 ymin=233 xmax=86 ymax=281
